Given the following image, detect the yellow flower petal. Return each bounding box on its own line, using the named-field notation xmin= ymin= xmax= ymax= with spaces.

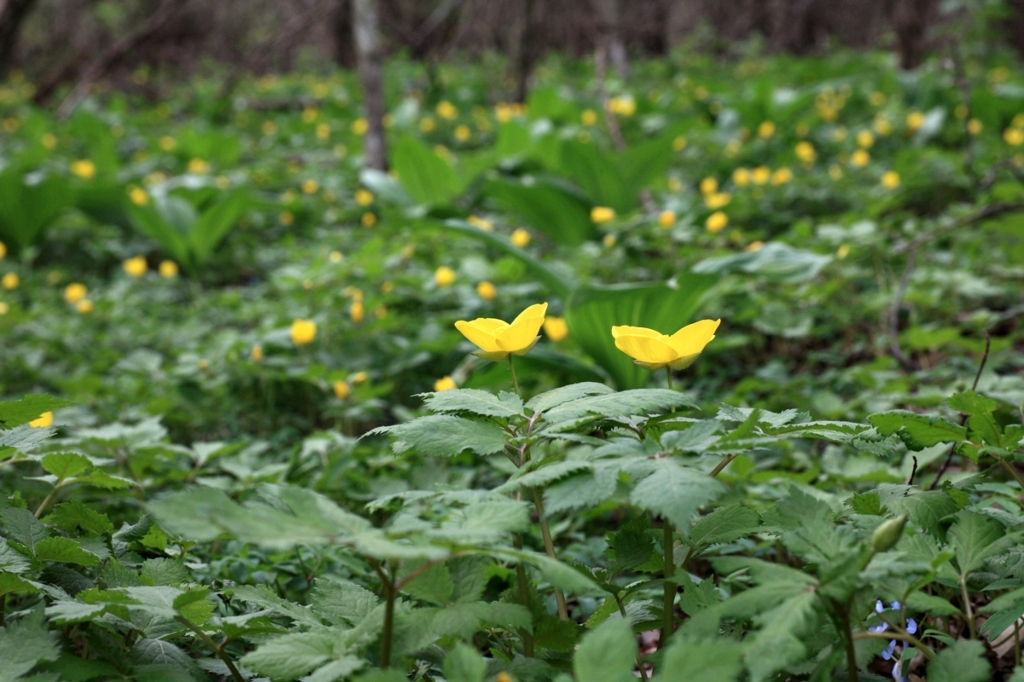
xmin=497 ymin=302 xmax=547 ymax=352
xmin=611 ymin=325 xmax=663 ymax=340
xmin=613 ymin=333 xmax=679 ymax=369
xmin=669 ymin=318 xmax=721 ymax=357
xmin=455 ymin=318 xmax=507 ymax=354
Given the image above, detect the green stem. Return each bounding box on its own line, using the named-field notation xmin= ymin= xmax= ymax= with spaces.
xmin=960 ymin=576 xmax=977 ymax=639
xmin=853 ymin=630 xmax=935 ymax=660
xmin=508 ymin=356 xmax=521 ymax=397
xmin=614 ymin=593 xmax=649 ymax=682
xmin=513 ymin=534 xmax=535 ymax=656
xmin=665 ymin=368 xmax=675 ymax=413
xmin=531 ymin=488 xmax=568 ymax=620
xmin=661 ymin=521 xmax=675 ymax=647
xmin=175 ymin=615 xmax=245 ymax=682
xmin=708 ymin=453 xmax=738 ymax=479
xmin=34 ymin=480 xmax=63 ymax=518
xmin=839 ymin=606 xmax=859 ymax=682
xmin=368 ymin=558 xmax=396 ymax=668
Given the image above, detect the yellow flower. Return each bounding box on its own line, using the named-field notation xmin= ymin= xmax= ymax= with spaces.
xmin=906 ymin=111 xmax=924 ymax=132
xmin=476 ymin=281 xmax=497 ymax=301
xmin=510 ymin=228 xmax=531 ymax=247
xmin=42 ymin=133 xmax=57 ymax=149
xmin=591 ymin=206 xmax=616 ymax=223
xmin=29 ymin=411 xmax=54 ymax=428
xmin=602 ymin=234 xmax=616 ymax=248
xmin=699 ymin=177 xmax=718 ymax=195
xmin=302 ymin=107 xmax=318 ymax=123
xmin=454 ymin=124 xmax=471 ymax=142
xmin=64 ymin=283 xmax=87 ymax=304
xmin=159 ymin=136 xmax=177 ymax=151
xmin=874 ymin=117 xmax=893 ymax=136
xmin=455 ymin=302 xmax=548 ymax=361
xmin=0 ymin=302 xmax=8 ymax=315
xmin=856 ymin=130 xmax=875 ymax=148
xmin=355 ymin=189 xmax=374 ymax=206
xmin=262 ymin=120 xmax=278 ymax=135
xmin=543 ymin=316 xmax=568 ymax=342
xmin=333 ymin=380 xmax=351 ymax=399
xmin=770 ymin=167 xmax=793 ymax=186
xmin=188 ymin=158 xmax=210 ymax=174
xmin=829 ymin=164 xmax=844 ymax=180
xmin=581 ymin=109 xmax=598 ymax=126
xmin=251 ymin=345 xmax=264 ymax=362
xmin=850 ymin=149 xmax=870 ymax=168
xmin=745 ymin=240 xmax=764 ymax=252
xmin=704 ymin=192 xmax=731 ymax=209
xmin=612 ymin=319 xmax=721 ymax=371
xmin=672 ymin=135 xmax=687 ymax=151
xmin=1 ymin=272 xmax=18 ymax=290
xmin=159 ymin=260 xmax=179 ymax=278
xmin=419 ymin=116 xmax=436 ymax=133
xmin=435 ymin=266 xmax=456 ymax=287
xmin=607 ymin=96 xmax=636 ymax=117
xmin=751 ymin=166 xmax=771 ymax=185
xmin=352 ymin=118 xmax=369 ymax=135
xmin=351 ymin=370 xmax=369 ymax=384
xmin=280 ymin=211 xmax=295 ymax=226
xmin=436 ymin=101 xmax=458 ymax=120
xmin=1004 ymin=128 xmax=1024 ymax=146
xmin=832 ymin=126 xmax=848 ymax=141
xmin=76 ymin=299 xmax=93 ymax=314
xmin=705 ymin=211 xmax=729 ymax=233
xmin=967 ymin=118 xmax=983 ymax=135
xmin=302 ymin=179 xmax=319 ymax=194
xmin=329 ymin=250 xmax=343 ymax=263
xmin=361 ymin=212 xmax=377 ymax=227
xmin=658 ymin=210 xmax=676 ymax=228
xmin=350 ymin=301 xmax=365 ymax=323
xmin=954 ymin=104 xmax=969 ymax=119
xmin=0 ymin=241 xmax=5 ymax=259
xmin=317 ymin=123 xmax=331 ymax=140
xmin=70 ymin=160 xmax=96 ymax=179
xmin=795 ymin=141 xmax=816 ymax=163
xmin=881 ymin=170 xmax=901 ymax=189
xmin=837 ymin=244 xmax=850 ymax=259
xmin=434 ymin=376 xmax=457 ymax=392
xmin=467 ymin=215 xmax=493 ymax=231
xmin=869 ymin=91 xmax=886 ymax=107
xmin=732 ymin=168 xmax=750 ymax=187
xmin=129 ymin=186 xmax=149 ymax=206
xmin=291 ymin=319 xmax=317 ymax=346
xmin=757 ymin=121 xmax=776 ymax=138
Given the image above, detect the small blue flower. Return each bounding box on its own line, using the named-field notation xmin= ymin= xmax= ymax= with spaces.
xmin=870 ymin=600 xmax=917 ymax=662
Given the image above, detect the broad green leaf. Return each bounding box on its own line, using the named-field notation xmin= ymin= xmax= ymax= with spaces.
xmin=426 ymin=602 xmax=531 ymax=641
xmin=948 ymin=511 xmax=1011 ymax=577
xmin=947 ymin=390 xmax=1000 ymax=416
xmin=495 ymin=549 xmax=598 ymax=594
xmin=0 ymin=571 xmax=36 ymax=597
xmin=240 ymin=628 xmax=344 ymax=679
xmin=573 ymin=617 xmax=636 ymax=682
xmin=868 ymin=411 xmax=967 ymax=450
xmin=0 ymin=610 xmax=60 ymax=682
xmin=190 ymin=189 xmax=250 ymax=266
xmin=420 ymin=389 xmax=524 ymax=418
xmin=40 ymin=452 xmax=91 ymax=479
xmin=443 ymin=643 xmax=486 ymax=682
xmin=392 ymin=136 xmax=462 ymax=205
xmin=979 ymin=598 xmax=1024 ymax=638
xmin=0 ymin=170 xmax=73 ymax=250
xmin=526 ymin=382 xmax=613 ymax=414
xmin=0 ymin=395 xmax=69 ymax=431
xmin=482 ymin=178 xmax=595 ymax=246
xmin=543 ymin=388 xmax=697 ymax=426
xmin=495 ymin=460 xmax=592 ymax=494
xmin=302 ymin=657 xmax=366 ymax=682
xmin=606 ymin=515 xmax=654 ymax=576
xmin=689 ymin=505 xmax=760 ymax=548
xmin=0 ymin=538 xmax=31 ymax=574
xmin=927 ymin=640 xmax=991 ymax=682
xmin=629 ymin=459 xmax=724 ymax=531
xmin=369 ymin=415 xmax=507 ymax=457
xmin=745 ymin=591 xmax=818 ymax=682
xmin=400 ymin=561 xmax=453 ymax=603
xmin=659 ymin=638 xmax=744 ymax=682
xmin=34 ymin=537 xmax=100 ymax=567
xmin=309 ymin=578 xmax=380 ymax=625
xmin=905 ymin=591 xmax=961 ymax=617
xmin=44 ymin=500 xmax=113 ymax=535
xmin=232 ymin=584 xmax=322 ymax=627
xmin=693 ymin=242 xmax=832 ymax=283
xmin=142 ymin=558 xmax=189 ymax=586
xmin=1 ymin=507 xmax=48 ymax=552
xmin=564 ymin=276 xmax=718 ymax=390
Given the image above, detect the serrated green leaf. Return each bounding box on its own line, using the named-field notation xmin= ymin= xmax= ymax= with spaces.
xmin=543 ymin=389 xmax=697 ymax=427
xmin=302 ymin=657 xmax=366 ymax=682
xmin=927 ymin=640 xmax=991 ymax=682
xmin=573 ymin=617 xmax=636 ymax=682
xmin=0 ymin=396 xmax=69 ymax=431
xmin=40 ymin=452 xmax=91 ymax=479
xmin=239 ymin=628 xmax=344 ymax=680
xmin=948 ymin=511 xmax=1012 ymax=577
xmin=689 ymin=504 xmax=760 ymax=548
xmin=232 ymin=584 xmax=323 ymax=627
xmin=905 ymin=591 xmax=961 ymax=617
xmin=0 ymin=538 xmax=30 ymax=574
xmin=369 ymin=415 xmax=507 ymax=457
xmin=868 ymin=411 xmax=966 ymax=450
xmin=526 ymin=383 xmax=614 ymax=414
xmin=0 ymin=571 xmax=36 ymax=597
xmin=629 ymin=459 xmax=724 ymax=531
xmin=495 ymin=549 xmax=598 ymax=594
xmin=607 ymin=515 xmax=654 ymax=576
xmin=309 ymin=578 xmax=379 ymax=626
xmin=43 ymin=501 xmax=113 ymax=535
xmin=947 ymin=390 xmax=1000 ymax=416
xmin=443 ymin=643 xmax=486 ymax=682
xmin=420 ymin=389 xmax=523 ymax=418
xmin=495 ymin=460 xmax=592 ymax=494
xmin=1 ymin=507 xmax=48 ymax=552
xmin=659 ymin=638 xmax=744 ymax=682
xmin=0 ymin=610 xmax=60 ymax=682
xmin=34 ymin=537 xmax=100 ymax=566
xmin=745 ymin=591 xmax=818 ymax=682
xmin=849 ymin=491 xmax=884 ymax=516
xmin=400 ymin=561 xmax=453 ymax=603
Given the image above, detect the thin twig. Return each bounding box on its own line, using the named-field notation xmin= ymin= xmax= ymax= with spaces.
xmin=175 ymin=615 xmax=246 ymax=682
xmin=889 ymin=248 xmax=918 ymax=371
xmin=930 ymin=332 xmax=991 ymax=490
xmin=895 ymin=202 xmax=1024 ymax=255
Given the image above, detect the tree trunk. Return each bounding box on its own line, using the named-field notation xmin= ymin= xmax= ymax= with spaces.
xmin=0 ymin=0 xmax=38 ymax=77
xmin=891 ymin=0 xmax=935 ymax=69
xmin=353 ymin=0 xmax=387 ymax=171
xmin=593 ymin=0 xmax=630 ymax=79
xmin=512 ymin=0 xmax=536 ymax=103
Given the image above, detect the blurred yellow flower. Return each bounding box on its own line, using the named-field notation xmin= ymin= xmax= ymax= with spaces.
xmin=361 ymin=212 xmax=377 ymax=227
xmin=476 ymin=281 xmax=497 ymax=300
xmin=64 ymin=283 xmax=87 ymax=304
xmin=333 ymin=380 xmax=351 ymax=399
xmin=658 ymin=210 xmax=676 ymax=228
xmin=2 ymin=272 xmax=19 ymax=290
xmin=29 ymin=411 xmax=53 ymax=428
xmin=381 ymin=280 xmax=393 ymax=293
xmin=591 ymin=206 xmax=616 ymax=223
xmin=355 ymin=189 xmax=374 ymax=206
xmin=350 ymin=371 xmax=368 ymax=385
xmin=42 ymin=133 xmax=57 ymax=150
xmin=454 ymin=124 xmax=471 ymax=142
xmin=751 ymin=166 xmax=771 ymax=185
xmin=745 ymin=240 xmax=764 ymax=252
xmin=869 ymin=91 xmax=886 ymax=107
xmin=607 ymin=96 xmax=636 ymax=117
xmin=0 ymin=241 xmax=6 ymax=259
xmin=419 ymin=116 xmax=436 ymax=133
xmin=435 ymin=266 xmax=456 ymax=287
xmin=906 ymin=111 xmax=924 ymax=132
xmin=771 ymin=167 xmax=793 ymax=186
xmin=290 ymin=319 xmax=317 ymax=346
xmin=757 ymin=121 xmax=776 ymax=138
xmin=837 ymin=244 xmax=851 ymax=259
xmin=829 ymin=164 xmax=844 ymax=180
xmin=123 ymin=255 xmax=146 ymax=277
xmin=881 ymin=170 xmax=900 ymax=188
xmin=350 ymin=300 xmax=365 ymax=323
xmin=510 ymin=228 xmax=531 ymax=247
xmin=0 ymin=302 xmax=8 ymax=315
xmin=612 ymin=319 xmax=721 ymax=371
xmin=856 ymin=130 xmax=875 ymax=148
xmin=76 ymin=299 xmax=93 ymax=314
xmin=251 ymin=345 xmax=264 ymax=362
xmin=455 ymin=302 xmax=548 ymax=361
xmin=795 ymin=141 xmax=816 ymax=163
xmin=159 ymin=260 xmax=178 ymax=278
xmin=732 ymin=168 xmax=750 ymax=187
xmin=352 ymin=118 xmax=369 ymax=135
xmin=436 ymin=100 xmax=458 ymax=120
xmin=850 ymin=149 xmax=870 ymax=168
xmin=543 ymin=316 xmax=569 ymax=342
xmin=1004 ymin=128 xmax=1024 ymax=146
xmin=705 ymin=211 xmax=729 ymax=233
xmin=832 ymin=126 xmax=848 ymax=141
xmin=262 ymin=120 xmax=278 ymax=135
xmin=129 ymin=187 xmax=149 ymax=206
xmin=967 ymin=119 xmax=983 ymax=135
xmin=672 ymin=135 xmax=687 ymax=151
xmin=581 ymin=109 xmax=598 ymax=126
xmin=159 ymin=136 xmax=177 ymax=151
xmin=434 ymin=376 xmax=457 ymax=392
xmin=302 ymin=179 xmax=319 ymax=194
xmin=188 ymin=158 xmax=210 ymax=174
xmin=874 ymin=117 xmax=893 ymax=136
xmin=603 ymin=234 xmax=616 ymax=247
xmin=316 ymin=123 xmax=331 ymax=140
xmin=280 ymin=211 xmax=295 ymax=226
xmin=70 ymin=160 xmax=96 ymax=179
xmin=329 ymin=250 xmax=343 ymax=263
xmin=705 ymin=192 xmax=732 ymax=209
xmin=699 ymin=177 xmax=718 ymax=195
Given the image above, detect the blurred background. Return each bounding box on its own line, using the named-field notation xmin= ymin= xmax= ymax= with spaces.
xmin=2 ymin=0 xmax=1023 ymax=103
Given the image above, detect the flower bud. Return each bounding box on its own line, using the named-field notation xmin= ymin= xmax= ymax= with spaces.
xmin=871 ymin=514 xmax=908 ymax=553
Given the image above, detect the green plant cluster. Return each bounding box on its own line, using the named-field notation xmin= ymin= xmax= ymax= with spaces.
xmin=1 ymin=45 xmax=1024 ymax=681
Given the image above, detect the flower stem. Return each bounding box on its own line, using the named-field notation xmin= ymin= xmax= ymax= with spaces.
xmin=531 ymin=488 xmax=568 ymax=620
xmin=614 ymin=593 xmax=649 ymax=681
xmin=508 ymin=356 xmax=521 ymax=397
xmin=665 ymin=368 xmax=673 ymax=391
xmin=838 ymin=606 xmax=859 ymax=682
xmin=853 ymin=630 xmax=935 ymax=660
xmin=661 ymin=520 xmax=675 ymax=647
xmin=513 ymin=533 xmax=535 ymax=656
